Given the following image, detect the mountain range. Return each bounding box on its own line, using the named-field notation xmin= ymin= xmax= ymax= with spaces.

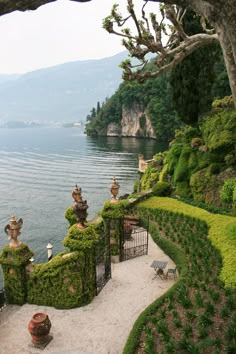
xmin=0 ymin=51 xmax=127 ymax=123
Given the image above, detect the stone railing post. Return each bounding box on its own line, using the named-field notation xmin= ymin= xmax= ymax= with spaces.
xmin=0 ymin=216 xmax=33 ymax=305
xmin=0 ymin=243 xmax=33 ymax=304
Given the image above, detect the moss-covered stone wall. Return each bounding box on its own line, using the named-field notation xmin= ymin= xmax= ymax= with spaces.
xmin=0 ymin=213 xmax=100 ymax=308
xmin=0 ymin=244 xmax=33 ymax=304
xmin=27 ymin=249 xmax=96 ymax=309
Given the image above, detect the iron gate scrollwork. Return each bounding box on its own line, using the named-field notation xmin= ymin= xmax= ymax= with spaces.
xmin=120 ymin=215 xmax=149 ymax=262
xmin=95 ymin=223 xmax=111 ymax=295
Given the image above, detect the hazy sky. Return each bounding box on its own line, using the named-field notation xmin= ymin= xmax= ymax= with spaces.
xmin=0 ymin=0 xmax=158 ymax=75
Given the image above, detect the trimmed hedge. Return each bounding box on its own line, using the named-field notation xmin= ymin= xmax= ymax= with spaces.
xmin=63 ymin=224 xmax=99 ymax=251
xmin=124 ymin=197 xmax=236 ymax=353
xmin=139 ymin=197 xmax=236 ymax=286
xmin=27 ymin=250 xmax=96 ymax=309
xmin=0 ymin=243 xmax=33 ymax=304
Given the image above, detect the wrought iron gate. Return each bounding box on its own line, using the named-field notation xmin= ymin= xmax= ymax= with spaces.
xmin=95 ymin=224 xmax=111 ymax=295
xmin=120 ymin=216 xmax=149 ymax=262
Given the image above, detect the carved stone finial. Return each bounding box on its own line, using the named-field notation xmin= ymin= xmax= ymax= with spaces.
xmin=72 ymin=185 xmax=88 ymax=229
xmin=72 ymin=184 xmax=82 ymax=203
xmin=110 ymin=176 xmax=120 ymax=203
xmin=4 ymin=215 xmax=23 ymax=248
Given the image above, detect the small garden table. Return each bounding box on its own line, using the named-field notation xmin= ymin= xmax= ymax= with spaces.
xmin=150 ymin=260 xmax=168 ymax=280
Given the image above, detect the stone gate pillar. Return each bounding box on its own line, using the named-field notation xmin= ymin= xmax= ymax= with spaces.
xmin=0 ymin=216 xmax=33 ymax=305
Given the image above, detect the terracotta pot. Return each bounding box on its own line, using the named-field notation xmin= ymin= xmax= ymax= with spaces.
xmin=28 ymin=312 xmax=51 ymax=345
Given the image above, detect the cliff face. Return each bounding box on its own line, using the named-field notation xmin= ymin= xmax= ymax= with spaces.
xmin=107 ymin=105 xmax=156 ymax=139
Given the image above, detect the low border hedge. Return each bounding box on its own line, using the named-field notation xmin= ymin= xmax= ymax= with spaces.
xmin=138 ymin=197 xmax=236 ymax=286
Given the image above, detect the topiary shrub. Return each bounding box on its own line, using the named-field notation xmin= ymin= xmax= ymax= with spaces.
xmin=188 ymin=151 xmax=198 ymax=172
xmin=152 ymin=182 xmax=171 ymax=196
xmin=175 ymin=181 xmax=192 ymax=199
xmin=220 ymin=179 xmax=236 ymax=209
xmin=100 ymin=200 xmax=127 ymax=219
xmin=201 ymin=109 xmax=236 ymax=152
xmin=64 ymin=206 xmax=77 ymax=227
xmin=139 ymin=163 xmax=159 ymax=190
xmin=0 ymin=243 xmax=34 ymax=305
xmin=174 ymin=145 xmax=192 ymax=183
xmin=63 ymin=224 xmax=99 ymax=252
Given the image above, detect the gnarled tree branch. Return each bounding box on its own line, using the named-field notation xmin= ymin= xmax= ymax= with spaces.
xmin=103 ymin=0 xmax=218 ymax=83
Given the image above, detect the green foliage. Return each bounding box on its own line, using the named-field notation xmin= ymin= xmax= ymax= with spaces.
xmin=208 ymin=163 xmax=223 ymax=175
xmin=211 ymin=55 xmax=231 ymax=99
xmin=0 ymin=243 xmax=33 ymax=266
xmin=174 ymin=145 xmax=192 ymax=183
xmin=0 ymin=220 xmax=99 ymax=308
xmin=175 ymin=197 xmax=232 ymax=216
xmin=63 ymin=224 xmax=99 ymax=252
xmin=140 ymin=111 xmax=236 ymax=208
xmin=191 ymin=137 xmax=203 ymax=149
xmin=175 ymin=181 xmax=192 ymax=198
xmin=152 ymin=182 xmax=171 ymax=196
xmin=85 ymin=91 xmax=122 ymax=136
xmin=0 ymin=244 xmax=34 ymax=304
xmin=86 ymin=64 xmax=181 ymax=142
xmin=27 ymin=250 xmax=96 ymax=309
xmin=170 ymin=10 xmax=220 ymax=125
xmin=139 ymin=113 xmax=146 ymax=129
xmin=220 ymin=179 xmax=236 ymax=208
xmin=123 ymin=215 xmax=188 ymax=354
xmin=201 ymin=109 xmax=236 ymax=152
xmin=139 ymin=197 xmax=236 ymax=286
xmin=140 ymin=163 xmax=159 ymax=191
xmin=110 ymin=244 xmax=119 ymax=256
xmin=225 ymin=149 xmax=236 ymax=167
xmin=166 ymin=143 xmax=182 ymax=174
xmin=133 ymin=180 xmax=140 ymax=193
xmin=64 ymin=206 xmax=77 ymax=227
xmin=212 ymin=95 xmax=234 ymax=109
xmin=100 ymin=200 xmax=127 ymax=219
xmin=123 ymin=196 xmax=236 ymax=353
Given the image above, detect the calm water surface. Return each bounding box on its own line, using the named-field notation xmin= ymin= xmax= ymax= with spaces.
xmin=0 ymin=127 xmax=166 ymax=268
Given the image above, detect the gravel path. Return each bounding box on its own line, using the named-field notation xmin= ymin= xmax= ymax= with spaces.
xmin=0 ymin=235 xmax=175 ymax=354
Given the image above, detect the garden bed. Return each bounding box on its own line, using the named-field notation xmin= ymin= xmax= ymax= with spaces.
xmin=124 ymin=197 xmax=236 ymax=354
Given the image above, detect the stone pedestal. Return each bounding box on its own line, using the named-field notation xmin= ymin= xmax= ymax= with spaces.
xmin=0 ymin=243 xmax=33 ymax=304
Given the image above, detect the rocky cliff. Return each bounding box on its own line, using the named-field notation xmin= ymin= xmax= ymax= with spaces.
xmin=106 ymin=106 xmax=156 ymax=139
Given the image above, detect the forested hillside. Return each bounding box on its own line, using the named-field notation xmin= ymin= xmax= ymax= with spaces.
xmin=85 ymin=51 xmax=230 ymax=143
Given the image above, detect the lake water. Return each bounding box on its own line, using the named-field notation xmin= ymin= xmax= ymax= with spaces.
xmin=0 ymin=127 xmax=166 ymax=269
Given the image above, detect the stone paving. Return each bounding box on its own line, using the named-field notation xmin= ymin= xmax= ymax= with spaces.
xmin=0 ymin=235 xmax=175 ymax=354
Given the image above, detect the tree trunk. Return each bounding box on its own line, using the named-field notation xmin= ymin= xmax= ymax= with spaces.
xmin=150 ymin=0 xmax=236 ymax=106
xmin=217 ymin=26 xmax=236 ymax=106
xmin=207 ymin=2 xmax=236 ymax=106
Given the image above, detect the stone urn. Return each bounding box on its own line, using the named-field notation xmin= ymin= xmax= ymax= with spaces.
xmin=110 ymin=176 xmax=120 ymax=203
xmin=28 ymin=313 xmax=52 ymax=346
xmin=72 ymin=184 xmax=88 ymax=228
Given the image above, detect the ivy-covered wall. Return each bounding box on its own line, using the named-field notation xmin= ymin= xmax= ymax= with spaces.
xmin=27 ymin=249 xmax=96 ymax=309
xmin=0 ymin=244 xmax=33 ymax=305
xmin=0 ymin=209 xmax=100 ymax=309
